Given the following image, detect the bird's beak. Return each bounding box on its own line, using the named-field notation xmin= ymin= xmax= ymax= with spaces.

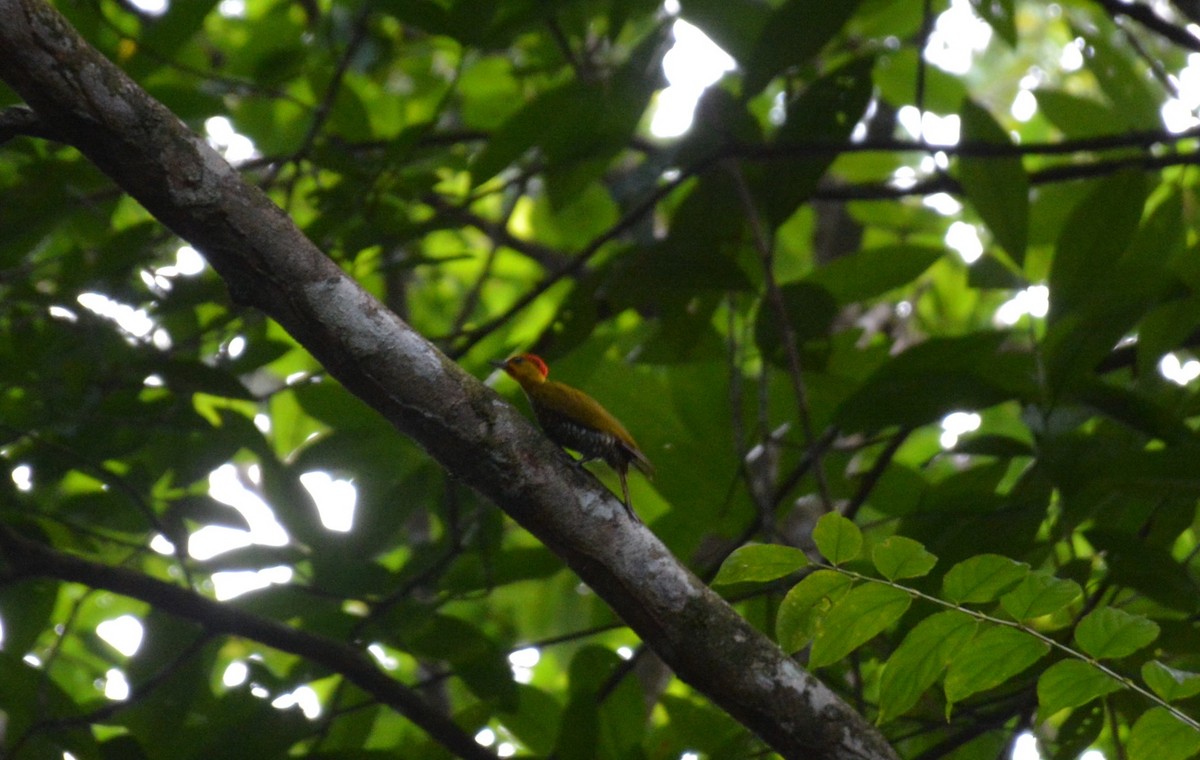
xmin=489 ymin=359 xmax=509 ymax=370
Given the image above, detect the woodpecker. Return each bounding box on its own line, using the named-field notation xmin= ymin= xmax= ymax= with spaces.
xmin=492 ymin=354 xmax=653 ymax=520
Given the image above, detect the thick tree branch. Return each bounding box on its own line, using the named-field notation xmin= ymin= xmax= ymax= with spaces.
xmin=0 ymin=526 xmax=496 ymax=760
xmin=0 ymin=1 xmax=898 ymax=758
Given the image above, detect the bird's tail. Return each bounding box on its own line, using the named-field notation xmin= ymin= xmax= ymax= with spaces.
xmin=624 ymin=443 xmax=654 ymax=478
xmin=617 ymin=469 xmax=641 ymax=522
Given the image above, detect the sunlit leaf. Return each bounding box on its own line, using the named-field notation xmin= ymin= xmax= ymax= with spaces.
xmin=944 ymin=627 xmax=1048 ymax=707
xmin=712 ymin=543 xmax=809 ymax=586
xmin=1000 ymin=571 xmax=1082 ymax=621
xmin=808 ymin=583 xmax=912 ymax=668
xmin=1142 ymin=661 xmax=1200 ymax=703
xmin=871 ymin=536 xmax=937 ymax=581
xmin=776 ymin=569 xmax=855 ymax=654
xmin=1036 ymin=660 xmax=1122 ymax=719
xmin=878 ymin=610 xmax=977 ymax=723
xmin=813 ymin=512 xmax=863 ymax=565
xmin=1128 ymin=708 xmax=1200 ymax=760
xmin=942 ymin=554 xmax=1029 ymax=604
xmin=1074 ymin=607 xmax=1159 ymax=660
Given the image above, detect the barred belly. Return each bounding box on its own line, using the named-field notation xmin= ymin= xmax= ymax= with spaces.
xmin=535 ymin=406 xmax=627 ymax=468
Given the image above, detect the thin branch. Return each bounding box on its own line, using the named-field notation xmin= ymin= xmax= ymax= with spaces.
xmin=444 ymin=168 xmax=693 ymax=357
xmin=734 ymin=125 xmax=1200 ymax=160
xmin=0 ymin=526 xmax=498 ymax=760
xmin=5 ymin=588 xmax=92 ymax=758
xmin=0 ymin=423 xmax=195 ymax=587
xmin=814 ymin=149 xmax=1200 ymax=201
xmin=835 ymin=563 xmax=1200 ymax=733
xmin=546 ymin=14 xmax=590 ymax=81
xmin=38 ymin=633 xmax=212 ymax=729
xmin=725 ymin=159 xmax=833 ymax=509
xmin=1093 ymin=0 xmax=1200 ymax=54
xmin=770 ymin=427 xmax=840 ymax=508
xmin=915 ymin=0 xmax=935 ymax=134
xmin=423 ymin=191 xmax=566 ymax=270
xmin=843 ymin=427 xmax=914 ymax=521
xmin=266 ymin=0 xmax=373 ymax=193
xmin=91 ymin=0 xmax=308 ymax=107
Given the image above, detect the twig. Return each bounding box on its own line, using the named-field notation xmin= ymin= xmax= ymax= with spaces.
xmin=843 ymin=427 xmax=914 ymax=521
xmin=723 ymin=160 xmax=833 ymax=511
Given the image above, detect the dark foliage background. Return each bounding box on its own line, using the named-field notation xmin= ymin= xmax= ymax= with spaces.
xmin=3 ymin=0 xmax=1200 ymax=758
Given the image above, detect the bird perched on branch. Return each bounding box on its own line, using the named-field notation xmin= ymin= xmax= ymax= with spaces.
xmin=492 ymin=354 xmax=653 ymax=521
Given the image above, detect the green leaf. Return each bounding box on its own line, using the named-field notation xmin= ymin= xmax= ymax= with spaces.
xmin=776 ymin=569 xmax=855 ymax=653
xmin=621 ymin=173 xmax=754 ymax=295
xmin=871 ymin=536 xmax=938 ymax=581
xmin=1037 ymin=660 xmax=1122 ymax=719
xmin=0 ymin=651 xmax=96 ymax=758
xmin=1074 ymin=380 xmax=1194 ymax=444
xmin=873 ymin=48 xmax=968 ymax=114
xmin=657 ymin=694 xmax=746 ymax=758
xmin=743 ymin=0 xmax=865 ymax=95
xmin=1035 ymin=89 xmax=1122 ymax=139
xmin=808 ymin=583 xmax=912 ymax=668
xmin=756 ymin=56 xmax=876 ymax=225
xmin=473 ymin=26 xmax=666 ymax=191
xmin=0 ymin=578 xmax=58 ymax=655
xmin=971 ymin=0 xmax=1016 ymax=46
xmin=1129 ymin=708 xmax=1200 ymax=760
xmin=1084 ymin=529 xmax=1198 ymax=612
xmin=958 ymin=99 xmax=1028 ymax=264
xmin=1136 ymin=296 xmax=1200 ymax=378
xmin=834 ymin=332 xmax=1035 ymax=433
xmin=878 ymin=610 xmax=978 ymax=723
xmin=1000 ymin=571 xmax=1082 ymax=621
xmin=712 ymin=543 xmax=809 ymax=586
xmin=942 ymin=554 xmax=1030 ymax=604
xmin=401 ymin=614 xmax=518 ymax=709
xmin=951 ymin=433 xmax=1033 ymax=458
xmin=813 ymin=512 xmax=863 ymax=565
xmin=498 ymin=685 xmax=564 ymax=756
xmin=1143 ymin=661 xmax=1200 ymax=703
xmin=1049 ymin=169 xmax=1148 ymax=320
xmin=803 ymin=244 xmax=943 ymax=304
xmin=1080 ymin=28 xmax=1162 ymax=130
xmin=1074 ymin=607 xmax=1159 ymax=660
xmin=1054 ymin=703 xmax=1106 ymax=760
xmin=135 ymin=0 xmax=220 ymax=60
xmin=754 ymin=282 xmax=838 ymax=365
xmin=677 ymin=0 xmax=769 ymax=65
xmin=944 ymin=626 xmax=1049 ymax=706
xmin=557 ymin=646 xmax=645 ymax=758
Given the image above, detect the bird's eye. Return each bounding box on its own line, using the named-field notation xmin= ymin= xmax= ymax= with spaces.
xmin=513 ymin=357 xmax=524 ymax=364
